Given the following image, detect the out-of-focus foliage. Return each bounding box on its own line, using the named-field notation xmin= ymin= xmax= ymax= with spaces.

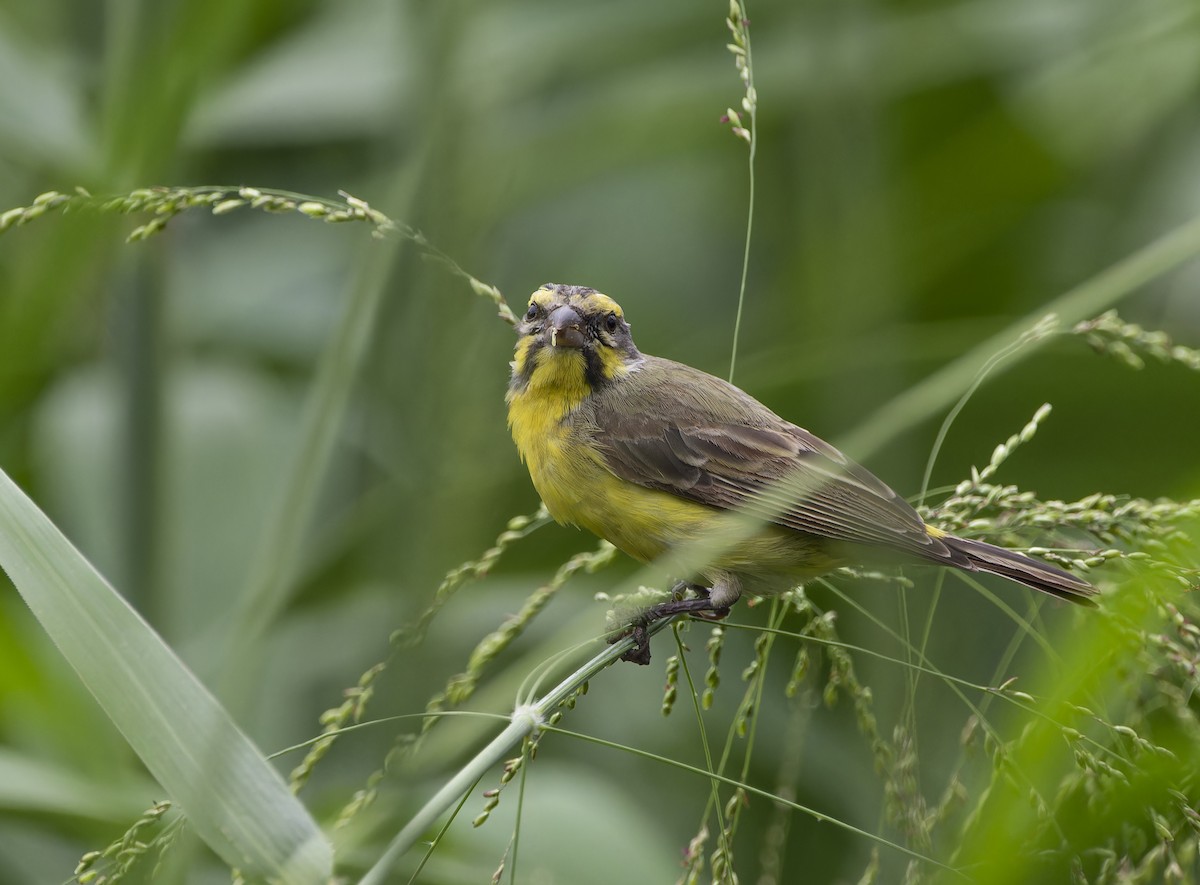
xmin=1 ymin=1 xmax=1199 ymax=883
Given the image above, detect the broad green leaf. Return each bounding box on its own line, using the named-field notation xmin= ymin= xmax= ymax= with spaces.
xmin=0 ymin=466 xmax=332 ymax=883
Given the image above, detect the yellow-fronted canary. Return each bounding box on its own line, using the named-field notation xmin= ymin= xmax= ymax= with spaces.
xmin=507 ymin=284 xmax=1096 ymax=663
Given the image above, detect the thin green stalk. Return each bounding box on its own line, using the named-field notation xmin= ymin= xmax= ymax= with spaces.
xmin=229 ymin=237 xmax=398 ymax=648
xmin=510 ymin=741 xmax=530 ymax=885
xmin=843 ymin=211 xmax=1200 ymax=461
xmin=917 ymin=315 xmax=1055 ymax=507
xmin=808 ymin=586 xmax=1129 ymax=771
xmin=789 ymin=590 xmax=1071 ymax=850
xmin=956 ymin=574 xmax=1060 ymax=664
xmin=728 ymin=119 xmax=755 ymax=384
xmin=405 ymin=774 xmax=482 ymax=885
xmin=727 ymin=0 xmax=757 ymax=384
xmin=269 ymin=711 xmax=512 ymax=760
xmin=359 ymin=721 xmax=528 ymax=885
xmin=545 ymin=724 xmax=965 ymax=877
xmin=675 ymin=625 xmax=731 ymax=878
xmin=897 ymin=584 xmax=920 ymax=783
xmin=912 ymin=571 xmax=946 ymax=700
xmin=729 ymin=600 xmax=785 ymax=833
xmin=357 ymin=619 xmax=673 ymax=885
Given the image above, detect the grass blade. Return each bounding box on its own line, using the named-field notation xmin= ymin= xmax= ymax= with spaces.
xmin=842 ymin=212 xmax=1200 ymax=459
xmin=0 ymin=466 xmax=332 ymax=883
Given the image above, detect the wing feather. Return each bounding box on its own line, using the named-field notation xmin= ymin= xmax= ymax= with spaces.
xmin=582 ymin=356 xmax=957 ymax=562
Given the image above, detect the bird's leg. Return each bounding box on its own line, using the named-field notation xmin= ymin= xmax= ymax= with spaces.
xmin=614 ymin=582 xmax=732 ymax=665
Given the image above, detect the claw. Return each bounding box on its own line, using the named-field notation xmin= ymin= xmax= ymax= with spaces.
xmin=607 ymin=618 xmax=653 ymax=664
xmin=619 ymin=622 xmax=652 ymax=665
xmin=609 ymin=585 xmax=732 ymax=665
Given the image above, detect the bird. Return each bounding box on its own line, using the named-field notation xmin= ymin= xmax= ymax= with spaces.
xmin=506 ymin=283 xmax=1096 ymax=664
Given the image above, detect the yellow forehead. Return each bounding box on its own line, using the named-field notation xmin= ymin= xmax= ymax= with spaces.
xmin=529 ymin=286 xmax=624 ymax=318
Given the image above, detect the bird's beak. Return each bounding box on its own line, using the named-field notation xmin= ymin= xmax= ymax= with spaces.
xmin=549 ymin=306 xmax=586 ymax=349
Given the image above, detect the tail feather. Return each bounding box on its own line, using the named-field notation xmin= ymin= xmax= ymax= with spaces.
xmin=942 ymin=535 xmax=1097 ymax=606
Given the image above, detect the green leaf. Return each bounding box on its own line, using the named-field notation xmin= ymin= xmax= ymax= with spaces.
xmin=0 ymin=466 xmax=332 ymax=883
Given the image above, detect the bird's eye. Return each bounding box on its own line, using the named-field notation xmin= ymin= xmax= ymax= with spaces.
xmin=605 ymin=313 xmax=619 ymax=333
xmin=525 ymin=303 xmax=540 ymax=321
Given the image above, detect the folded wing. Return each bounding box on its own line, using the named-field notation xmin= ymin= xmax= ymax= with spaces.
xmin=585 ymin=357 xmax=966 ymax=566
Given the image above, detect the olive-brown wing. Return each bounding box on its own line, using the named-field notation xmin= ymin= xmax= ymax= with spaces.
xmin=584 ymin=357 xmax=962 ymax=564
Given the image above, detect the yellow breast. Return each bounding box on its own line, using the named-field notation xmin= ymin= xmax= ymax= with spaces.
xmin=507 ymin=340 xmax=839 ymax=589
xmin=507 ymin=344 xmax=670 ymax=559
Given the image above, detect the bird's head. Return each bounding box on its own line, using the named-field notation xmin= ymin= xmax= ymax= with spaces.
xmin=509 ymin=284 xmax=641 ymax=396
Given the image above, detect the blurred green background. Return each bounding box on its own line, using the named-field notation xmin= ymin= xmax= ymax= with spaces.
xmin=1 ymin=1 xmax=1199 ymax=883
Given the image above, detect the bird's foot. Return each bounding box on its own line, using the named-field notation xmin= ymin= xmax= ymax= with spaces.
xmin=609 ymin=583 xmax=731 ymax=665
xmin=617 ymin=618 xmax=653 ymax=665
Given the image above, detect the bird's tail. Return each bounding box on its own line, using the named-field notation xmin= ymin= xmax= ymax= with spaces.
xmin=942 ymin=534 xmax=1098 ymax=605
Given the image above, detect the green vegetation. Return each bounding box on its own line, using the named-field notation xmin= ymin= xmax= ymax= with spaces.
xmin=0 ymin=2 xmax=1198 ymax=883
